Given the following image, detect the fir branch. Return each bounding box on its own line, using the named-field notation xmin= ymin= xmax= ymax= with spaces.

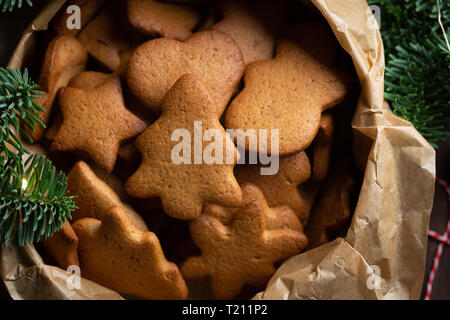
xmin=0 ymin=67 xmax=45 ymax=160
xmin=0 ymin=68 xmax=77 ymax=248
xmin=0 ymin=154 xmax=77 ymax=247
xmin=0 ymin=0 xmax=33 ymax=12
xmin=369 ymin=0 xmax=450 ymax=147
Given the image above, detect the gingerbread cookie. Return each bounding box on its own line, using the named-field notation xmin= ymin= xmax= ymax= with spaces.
xmin=45 ymin=71 xmax=112 ymax=141
xmin=73 ymin=206 xmax=188 ymax=299
xmin=204 ymin=183 xmax=303 ymax=232
xmin=89 ymin=164 xmax=134 ymax=204
xmin=45 ymin=113 xmax=62 ymax=141
xmin=78 ymin=4 xmax=134 ymax=71
xmin=312 ymin=113 xmax=334 ymax=181
xmin=47 ymin=71 xmax=154 ymax=163
xmin=51 ymin=77 xmax=147 ymax=172
xmin=68 ymin=71 xmax=112 ymax=89
xmin=114 ymin=48 xmax=135 ymax=77
xmin=52 ymin=0 xmax=107 ymax=36
xmin=26 ymin=35 xmax=87 ymax=141
xmin=126 ymin=0 xmax=200 ymax=40
xmin=211 ymin=0 xmax=286 ymax=65
xmin=118 ymin=140 xmax=141 ymax=165
xmin=48 ymin=70 xmax=155 ymax=141
xmin=305 ymin=157 xmax=355 ymax=250
xmin=67 ymin=161 xmax=148 ymax=231
xmin=126 ymin=30 xmax=244 ymax=115
xmin=41 ymin=221 xmax=79 ymax=269
xmin=234 ymin=151 xmax=311 ymax=221
xmin=181 ymin=198 xmax=308 ymax=299
xmin=125 ymin=75 xmax=242 ymax=220
xmin=225 ymin=22 xmax=349 ymax=155
xmin=70 ymin=70 xmax=156 ymax=124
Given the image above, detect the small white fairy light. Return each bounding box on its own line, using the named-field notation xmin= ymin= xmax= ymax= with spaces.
xmin=21 ymin=178 xmax=28 ymax=191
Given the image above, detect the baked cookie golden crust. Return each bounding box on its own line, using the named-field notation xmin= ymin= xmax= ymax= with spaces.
xmin=234 ymin=151 xmax=311 ymax=221
xmin=211 ymin=0 xmax=286 ymax=65
xmin=68 ymin=71 xmax=112 ymax=90
xmin=126 ymin=30 xmax=244 ymax=115
xmin=73 ymin=206 xmax=188 ymax=299
xmin=51 ymin=77 xmax=147 ymax=172
xmin=225 ymin=21 xmax=349 ymax=155
xmin=182 ymin=198 xmax=308 ymax=299
xmin=41 ymin=221 xmax=79 ymax=269
xmin=78 ymin=4 xmax=134 ymax=71
xmin=46 ymin=71 xmax=111 ymax=141
xmin=67 ymin=161 xmax=148 ymax=231
xmin=26 ymin=35 xmax=87 ymax=141
xmin=125 ymin=74 xmax=242 ymax=220
xmin=126 ymin=0 xmax=200 ymax=40
xmin=204 ymin=183 xmax=303 ymax=232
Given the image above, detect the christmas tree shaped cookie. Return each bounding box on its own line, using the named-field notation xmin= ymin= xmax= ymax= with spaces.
xmin=125 ymin=74 xmax=242 ymax=220
xmin=73 ymin=206 xmax=188 ymax=299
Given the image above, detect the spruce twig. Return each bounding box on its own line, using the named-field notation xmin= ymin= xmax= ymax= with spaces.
xmin=369 ymin=0 xmax=450 ymax=147
xmin=0 ymin=67 xmax=45 ymax=160
xmin=0 ymin=68 xmax=77 ymax=247
xmin=0 ymin=0 xmax=33 ymax=12
xmin=0 ymin=154 xmax=77 ymax=247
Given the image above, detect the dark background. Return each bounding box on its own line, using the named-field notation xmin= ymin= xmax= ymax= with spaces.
xmin=0 ymin=4 xmax=448 ymax=300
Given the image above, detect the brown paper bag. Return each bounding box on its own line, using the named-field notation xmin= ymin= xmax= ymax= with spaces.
xmin=0 ymin=0 xmax=435 ymax=300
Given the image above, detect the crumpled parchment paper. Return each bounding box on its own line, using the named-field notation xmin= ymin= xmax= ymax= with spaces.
xmin=1 ymin=0 xmax=435 ymax=300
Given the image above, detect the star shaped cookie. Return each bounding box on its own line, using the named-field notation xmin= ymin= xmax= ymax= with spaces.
xmin=125 ymin=74 xmax=242 ymax=220
xmin=51 ymin=77 xmax=147 ymax=172
xmin=182 ymin=198 xmax=308 ymax=299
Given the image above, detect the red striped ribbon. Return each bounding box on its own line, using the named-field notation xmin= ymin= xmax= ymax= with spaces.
xmin=425 ymin=176 xmax=450 ymax=300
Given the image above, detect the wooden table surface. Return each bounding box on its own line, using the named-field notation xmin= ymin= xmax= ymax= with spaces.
xmin=0 ymin=4 xmax=448 ymax=300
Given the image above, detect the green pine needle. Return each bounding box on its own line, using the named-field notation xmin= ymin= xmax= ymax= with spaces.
xmin=0 ymin=68 xmax=77 ymax=248
xmin=368 ymin=0 xmax=450 ymax=147
xmin=0 ymin=67 xmax=45 ymax=160
xmin=0 ymin=0 xmax=33 ymax=12
xmin=0 ymin=154 xmax=77 ymax=247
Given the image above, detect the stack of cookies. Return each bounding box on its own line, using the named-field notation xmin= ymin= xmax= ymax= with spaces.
xmin=30 ymin=0 xmax=356 ymax=300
